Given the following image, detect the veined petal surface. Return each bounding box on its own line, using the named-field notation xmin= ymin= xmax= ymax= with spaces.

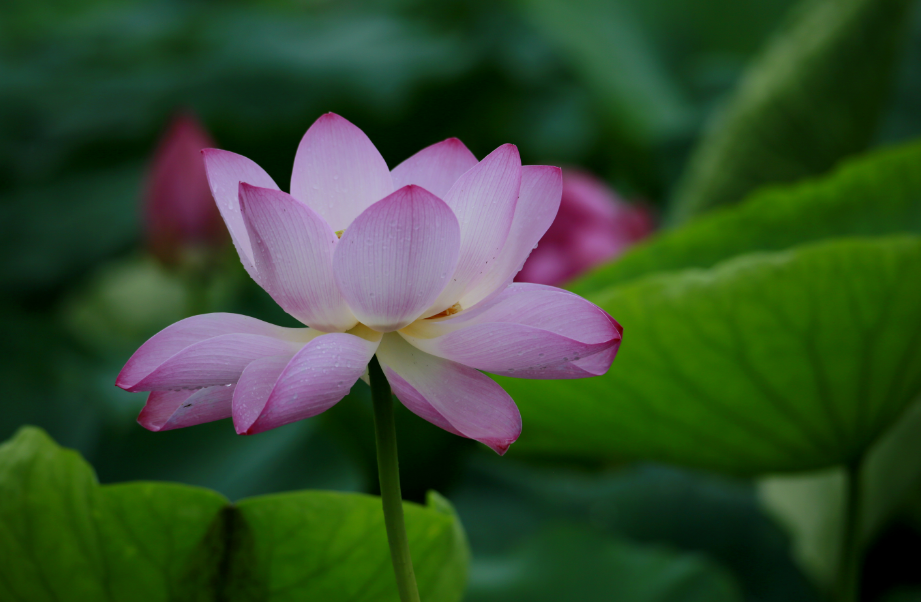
xmin=290 ymin=113 xmax=393 ymax=232
xmin=231 ymin=355 xmax=292 ymax=435
xmin=235 ymin=330 xmax=381 ymax=435
xmin=240 ymin=184 xmax=356 ymax=332
xmin=125 ymin=334 xmax=303 ymax=392
xmin=117 ymin=313 xmax=312 ymax=391
xmin=376 ymin=333 xmax=521 ymax=454
xmin=402 ymin=283 xmax=621 ymax=378
xmin=333 ymin=186 xmax=460 ymax=332
xmin=391 ymin=138 xmax=478 ymax=199
xmin=459 ymin=165 xmax=563 ymax=308
xmin=429 ymin=144 xmax=522 ymax=315
xmin=138 ymin=385 xmax=236 ymax=432
xmin=202 ymin=149 xmax=279 ymax=280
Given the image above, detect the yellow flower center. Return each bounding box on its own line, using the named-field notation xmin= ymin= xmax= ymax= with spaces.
xmin=426 ymin=302 xmax=462 ymax=320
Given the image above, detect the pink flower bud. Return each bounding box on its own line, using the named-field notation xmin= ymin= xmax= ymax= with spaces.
xmin=144 ymin=113 xmax=226 ymax=264
xmin=516 ymin=169 xmax=655 ymax=286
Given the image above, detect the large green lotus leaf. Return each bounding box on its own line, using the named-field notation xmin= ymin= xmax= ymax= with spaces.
xmin=502 ymin=236 xmax=921 ymax=475
xmin=757 ymin=395 xmax=921 ymax=591
xmin=573 ymin=136 xmax=921 ymax=296
xmin=0 ymin=427 xmax=469 ymax=602
xmin=668 ymin=0 xmax=914 ymax=224
xmin=466 ymin=526 xmax=741 ymax=602
xmin=235 ymin=491 xmax=468 ymax=601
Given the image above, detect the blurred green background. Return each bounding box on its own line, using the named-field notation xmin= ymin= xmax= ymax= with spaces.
xmin=2 ymin=0 xmax=921 ymax=600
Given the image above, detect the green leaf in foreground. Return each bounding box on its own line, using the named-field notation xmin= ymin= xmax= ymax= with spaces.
xmin=668 ymin=0 xmax=914 ymax=224
xmin=504 ymin=236 xmax=921 ymax=475
xmin=572 ymin=138 xmax=921 ymax=296
xmin=466 ymin=526 xmax=742 ymax=602
xmin=0 ymin=427 xmax=468 ymax=602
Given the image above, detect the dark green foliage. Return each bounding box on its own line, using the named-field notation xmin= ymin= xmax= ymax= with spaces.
xmin=669 ymin=0 xmax=914 ymax=223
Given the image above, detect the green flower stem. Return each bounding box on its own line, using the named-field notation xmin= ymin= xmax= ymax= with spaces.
xmin=369 ymin=355 xmax=421 ymax=602
xmin=836 ymin=462 xmax=863 ymax=602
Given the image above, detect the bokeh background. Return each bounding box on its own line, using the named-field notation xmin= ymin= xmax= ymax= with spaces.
xmin=3 ymin=0 xmax=921 ymax=600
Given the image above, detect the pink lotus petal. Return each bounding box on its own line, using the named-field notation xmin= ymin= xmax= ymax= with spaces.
xmin=202 ymin=149 xmax=280 ymax=282
xmin=290 ymin=113 xmax=393 ymax=232
xmin=376 ymin=333 xmax=521 ymax=454
xmin=145 ymin=113 xmax=226 ymax=264
xmin=239 ymin=183 xmax=357 ymax=332
xmin=235 ymin=331 xmax=381 ymax=435
xmin=117 ymin=313 xmax=311 ymax=391
xmin=459 ymin=165 xmax=562 ymax=309
xmin=571 ymin=342 xmax=622 ymax=377
xmin=516 ymin=169 xmax=655 ymax=286
xmin=138 ymin=385 xmax=236 ymax=432
xmin=391 ymin=138 xmax=478 ymax=198
xmin=381 ymin=369 xmax=465 ymax=438
xmin=428 ymin=144 xmax=521 ymax=315
xmin=333 ymin=185 xmax=460 ymax=332
xmin=231 ymin=355 xmax=292 ymax=434
xmin=401 ymin=283 xmax=621 ymax=378
xmin=127 ymin=333 xmax=303 ymax=392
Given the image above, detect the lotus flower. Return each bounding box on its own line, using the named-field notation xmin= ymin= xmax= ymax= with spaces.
xmin=516 ymin=169 xmax=654 ymax=286
xmin=144 ymin=113 xmax=227 ymax=264
xmin=117 ymin=114 xmax=622 ymax=454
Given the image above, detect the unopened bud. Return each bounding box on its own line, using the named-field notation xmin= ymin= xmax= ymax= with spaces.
xmin=516 ymin=169 xmax=655 ymax=286
xmin=144 ymin=113 xmax=226 ymax=265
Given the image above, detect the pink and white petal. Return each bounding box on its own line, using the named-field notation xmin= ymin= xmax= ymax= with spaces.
xmin=290 ymin=113 xmax=393 ymax=232
xmin=390 ymin=138 xmax=478 ymax=199
xmin=240 ymin=184 xmax=356 ymax=332
xmin=138 ymin=385 xmax=236 ymax=432
xmin=376 ymin=333 xmax=521 ymax=455
xmin=202 ymin=149 xmax=280 ymax=280
xmin=231 ymin=355 xmax=292 ymax=434
xmin=333 ymin=186 xmax=460 ymax=332
xmin=428 ymin=144 xmax=522 ymax=315
xmin=117 ymin=313 xmax=312 ymax=391
xmin=237 ymin=331 xmax=381 ymax=435
xmin=401 ymin=283 xmax=621 ymax=378
xmin=382 ymin=369 xmax=465 ymax=438
xmin=570 ymin=342 xmax=622 ymax=377
xmin=458 ymin=165 xmax=563 ymax=308
xmin=127 ymin=333 xmax=307 ymax=392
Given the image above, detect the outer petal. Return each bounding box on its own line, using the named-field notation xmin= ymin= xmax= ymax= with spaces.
xmin=459 ymin=165 xmax=562 ymax=308
xmin=390 ymin=138 xmax=478 ymax=199
xmin=333 ymin=185 xmax=460 ymax=332
xmin=126 ymin=334 xmax=303 ymax=392
xmin=138 ymin=385 xmax=236 ymax=432
xmin=290 ymin=113 xmax=393 ymax=232
xmin=428 ymin=144 xmax=522 ymax=315
xmin=376 ymin=333 xmax=521 ymax=454
xmin=202 ymin=149 xmax=279 ymax=281
xmin=234 ymin=330 xmax=381 ymax=435
xmin=231 ymin=355 xmax=292 ymax=434
xmin=401 ymin=283 xmax=621 ymax=379
xmin=239 ymin=183 xmax=357 ymax=332
xmin=117 ymin=313 xmax=313 ymax=391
